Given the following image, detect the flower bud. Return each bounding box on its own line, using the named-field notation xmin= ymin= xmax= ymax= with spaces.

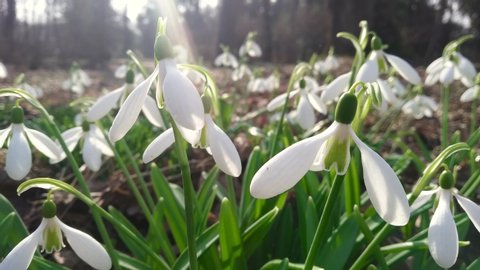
xmin=154 ymin=35 xmax=173 ymax=61
xmin=439 ymin=170 xmax=455 ymax=190
xmin=125 ymin=69 xmax=135 ymax=84
xmin=335 ymin=93 xmax=357 ymax=124
xmin=42 ymin=200 xmax=57 ymax=219
xmin=81 ymin=120 xmax=90 ymax=132
xmin=11 ymin=106 xmax=24 ymax=124
xmin=371 ymin=36 xmax=383 ymax=51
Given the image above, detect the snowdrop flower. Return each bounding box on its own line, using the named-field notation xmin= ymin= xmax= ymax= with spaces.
xmin=460 ymin=75 xmax=480 ymax=103
xmin=267 ymin=77 xmax=326 ymax=130
xmin=62 ymin=62 xmax=91 ymax=95
xmin=0 ymin=61 xmax=8 ymax=79
xmin=251 ymin=92 xmax=410 ymax=225
xmin=109 ymin=34 xmax=204 ymax=142
xmin=114 ymin=64 xmax=143 ymax=85
xmin=314 ymin=48 xmax=340 ymax=74
xmin=214 ymin=46 xmax=239 ymax=68
xmin=425 ymin=51 xmax=476 ymax=87
xmin=143 ymin=97 xmax=241 ymax=177
xmin=50 ymin=121 xmax=113 ymax=171
xmin=232 ymin=64 xmax=253 ymax=81
xmin=402 ymin=95 xmax=438 ymax=119
xmin=410 ymin=171 xmax=480 ymax=268
xmin=239 ymin=32 xmax=262 ymax=58
xmin=87 ymin=69 xmax=164 ymax=128
xmin=0 ymin=200 xmax=111 ymax=270
xmin=0 ymin=106 xmax=61 ymax=180
xmin=321 ymin=72 xmax=351 ymax=103
xmin=15 ymin=74 xmax=43 ymax=98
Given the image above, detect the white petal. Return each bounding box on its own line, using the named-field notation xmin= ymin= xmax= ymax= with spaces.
xmin=82 ymin=134 xmax=103 ymax=171
xmin=0 ymin=228 xmax=42 ymax=270
xmin=24 ymin=127 xmax=62 ymax=160
xmin=6 ymin=125 xmax=32 ymax=180
xmin=0 ymin=62 xmax=7 ymax=78
xmin=58 ymin=218 xmax=112 ymax=270
xmin=425 ymin=73 xmax=439 ymax=86
xmin=250 ymin=123 xmax=336 ymax=199
xmin=321 ymin=72 xmax=351 ymax=103
xmin=385 ymin=53 xmax=421 ymax=85
xmin=87 ymin=86 xmax=124 ymax=121
xmin=267 ymin=89 xmax=299 ymax=111
xmin=307 ymin=92 xmax=327 ymax=114
xmin=109 ymin=67 xmax=159 ymax=142
xmin=350 ymin=128 xmax=409 ymax=226
xmin=178 ymin=124 xmax=201 ymax=145
xmin=163 ymin=68 xmax=205 ymax=130
xmin=205 ymin=115 xmax=242 ymax=177
xmin=428 ymin=189 xmax=458 ymax=268
xmin=90 ymin=125 xmax=114 ymax=156
xmin=296 ymin=94 xmax=316 ymax=130
xmin=456 ymin=53 xmax=477 ymax=79
xmin=114 ymin=64 xmax=128 ymax=78
xmin=355 ymin=60 xmax=379 ymax=83
xmin=454 ymin=194 xmax=480 ymax=233
xmin=50 ymin=127 xmax=83 ymax=164
xmin=142 ymin=95 xmax=164 ymax=128
xmin=426 ymin=57 xmax=443 ymax=74
xmin=440 ymin=65 xmax=454 ymax=85
xmin=377 ymin=79 xmax=397 ymax=104
xmin=0 ymin=125 xmax=12 ymax=148
xmin=460 ymin=86 xmax=479 ymax=103
xmin=142 ymin=128 xmax=175 ymax=163
xmin=79 ymin=70 xmax=91 ymax=86
xmin=409 ymin=188 xmax=439 ymax=212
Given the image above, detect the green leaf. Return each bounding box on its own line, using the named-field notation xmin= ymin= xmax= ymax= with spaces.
xmin=240 ymin=146 xmax=262 ymax=224
xmin=197 ymin=167 xmax=220 ymax=233
xmin=173 ymin=223 xmax=220 ymax=270
xmin=117 ymin=252 xmax=151 ymax=270
xmin=260 ymin=259 xmax=323 ymax=270
xmin=242 ymin=207 xmax=279 ymax=258
xmin=108 ymin=207 xmax=147 ymax=260
xmin=219 ymin=198 xmax=246 ymax=270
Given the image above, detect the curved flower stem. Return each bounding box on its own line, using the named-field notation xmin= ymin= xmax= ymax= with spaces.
xmin=118 ymin=139 xmax=156 ymax=210
xmin=470 ymin=98 xmax=477 ymax=134
xmin=441 ymin=85 xmax=450 ymax=149
xmin=304 ymin=173 xmax=345 ymax=270
xmin=349 ymin=224 xmax=393 ymax=270
xmin=171 ymin=120 xmax=198 ymax=270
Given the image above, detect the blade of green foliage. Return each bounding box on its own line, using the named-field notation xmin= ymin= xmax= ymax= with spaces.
xmin=108 ymin=206 xmax=147 ymax=260
xmin=240 ymin=146 xmax=262 ymax=225
xmin=173 ymin=223 xmax=220 ymax=270
xmin=147 ymin=200 xmax=176 ymax=265
xmin=117 ymin=252 xmax=151 ymax=270
xmin=150 ymin=163 xmax=187 ymax=251
xmin=242 ymin=207 xmax=279 ymax=258
xmin=219 ymin=198 xmax=246 ymax=269
xmin=260 ymin=259 xmax=323 ymax=270
xmin=31 ymin=257 xmax=69 ymax=270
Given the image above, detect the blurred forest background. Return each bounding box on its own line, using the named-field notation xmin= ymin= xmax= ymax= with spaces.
xmin=0 ymin=0 xmax=479 ymax=68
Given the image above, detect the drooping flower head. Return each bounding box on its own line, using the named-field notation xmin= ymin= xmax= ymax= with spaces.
xmin=62 ymin=62 xmax=91 ymax=95
xmin=0 ymin=200 xmax=112 ymax=270
xmin=411 ymin=170 xmax=480 ymax=268
xmin=251 ymin=87 xmax=410 ymax=226
xmin=214 ymin=44 xmax=239 ymax=69
xmin=109 ymin=29 xmax=204 ymax=142
xmin=402 ymin=95 xmax=438 ymax=119
xmin=239 ymin=32 xmax=262 ymax=58
xmin=14 ymin=73 xmax=43 ymax=98
xmin=460 ymin=74 xmax=480 ymax=103
xmin=0 ymin=106 xmax=61 ymax=180
xmin=314 ymin=47 xmax=340 ymax=75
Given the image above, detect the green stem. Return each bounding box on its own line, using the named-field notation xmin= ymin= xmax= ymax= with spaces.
xmin=118 ymin=139 xmax=156 ymax=210
xmin=471 ymin=98 xmax=477 ymax=134
xmin=441 ymin=85 xmax=450 ymax=149
xmin=171 ymin=120 xmax=198 ymax=270
xmin=350 ymin=224 xmax=393 ymax=270
xmin=304 ymin=174 xmax=345 ymax=270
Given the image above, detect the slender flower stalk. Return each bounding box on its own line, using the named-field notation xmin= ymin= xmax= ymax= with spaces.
xmin=441 ymin=85 xmax=450 ymax=149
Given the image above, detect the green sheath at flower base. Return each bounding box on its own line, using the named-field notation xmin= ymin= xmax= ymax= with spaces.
xmin=371 ymin=36 xmax=383 ymax=51
xmin=42 ymin=200 xmax=57 ymax=218
xmin=125 ymin=69 xmax=135 ymax=84
xmin=335 ymin=93 xmax=357 ymax=124
xmin=81 ymin=121 xmax=90 ymax=132
xmin=439 ymin=170 xmax=455 ymax=189
xmin=299 ymin=78 xmax=306 ymax=89
xmin=154 ymin=35 xmax=174 ymax=61
xmin=11 ymin=106 xmax=24 ymax=124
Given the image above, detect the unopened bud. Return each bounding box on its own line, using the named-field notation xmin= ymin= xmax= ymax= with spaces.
xmin=335 ymin=93 xmax=357 ymax=124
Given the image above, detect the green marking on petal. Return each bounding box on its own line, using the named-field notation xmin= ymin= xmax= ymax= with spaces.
xmin=42 ymin=219 xmax=64 ymax=253
xmin=322 ymin=135 xmax=350 ymax=175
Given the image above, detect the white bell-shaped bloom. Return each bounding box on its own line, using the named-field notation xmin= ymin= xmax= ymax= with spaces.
xmin=114 ymin=65 xmax=143 ymax=85
xmin=87 ymin=84 xmax=164 ymax=128
xmin=62 ymin=68 xmax=91 ymax=95
xmin=376 ymin=79 xmax=403 ymax=111
xmin=402 ymin=95 xmax=438 ymax=119
xmin=0 ymin=216 xmax=111 ymax=270
xmin=0 ymin=61 xmax=7 ymax=78
xmin=247 ymin=77 xmax=277 ymax=93
xmin=460 ymin=85 xmax=480 ymax=103
xmin=314 ymin=54 xmax=340 ymax=74
xmin=267 ymin=77 xmax=326 ymax=130
xmin=250 ymin=120 xmax=409 ymax=226
xmin=411 ymin=186 xmax=480 ymax=268
xmin=239 ymin=40 xmax=262 ymax=58
xmin=109 ymin=58 xmax=204 ymax=142
xmin=16 ymin=82 xmax=43 ymax=98
xmin=50 ymin=123 xmax=113 ymax=171
xmin=232 ymin=64 xmax=253 ymax=81
xmin=425 ymin=52 xmax=476 ymax=87
xmin=143 ymin=114 xmax=241 ymax=177
xmin=0 ymin=124 xmax=61 ymax=180
xmin=214 ymin=51 xmax=239 ymax=68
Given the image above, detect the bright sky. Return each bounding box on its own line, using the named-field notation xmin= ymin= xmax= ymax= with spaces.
xmin=17 ymin=0 xmax=220 ymax=23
